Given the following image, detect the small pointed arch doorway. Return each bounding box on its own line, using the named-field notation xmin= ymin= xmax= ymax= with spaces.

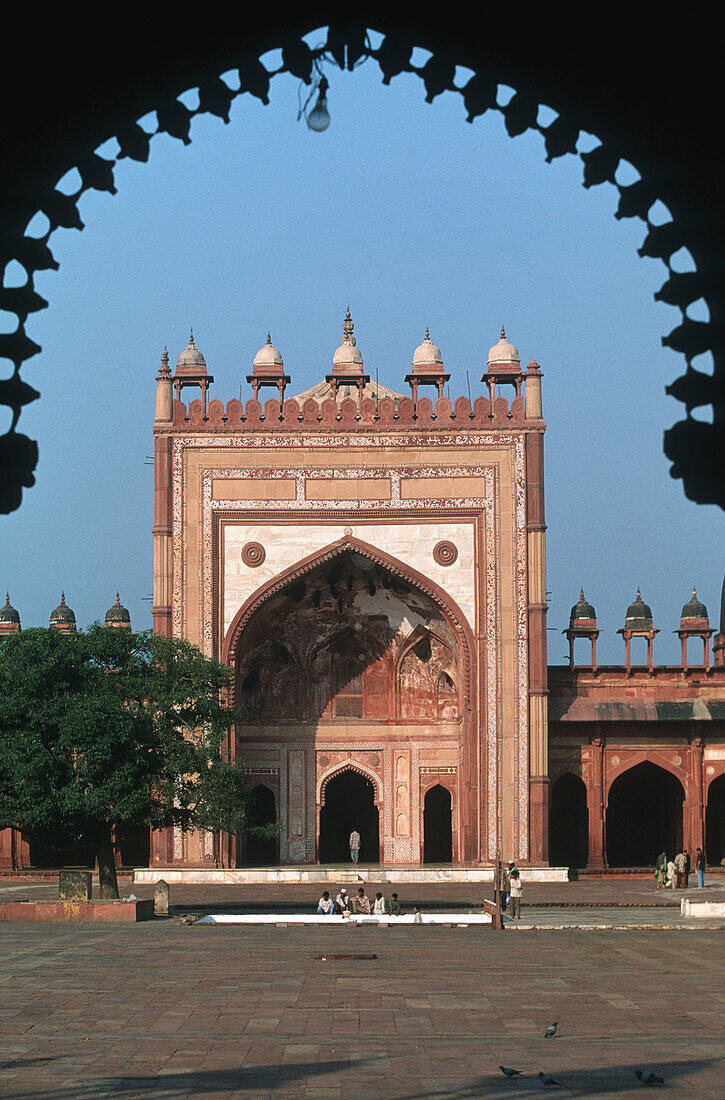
xmin=605 ymin=761 xmax=684 ymax=867
xmin=549 ymin=772 xmax=589 ymax=869
xmin=244 ymin=783 xmax=278 ymax=866
xmin=705 ymin=773 xmax=725 ymax=867
xmin=423 ymin=784 xmax=453 ymax=863
xmin=319 ymin=768 xmax=380 ymax=864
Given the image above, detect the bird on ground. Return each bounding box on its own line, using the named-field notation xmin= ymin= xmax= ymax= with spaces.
xmin=499 ymin=1066 xmax=522 ymax=1078
xmin=635 ymin=1070 xmax=664 ymax=1085
xmin=545 ymin=1022 xmax=558 ymax=1038
xmin=539 ymin=1072 xmax=562 ymax=1087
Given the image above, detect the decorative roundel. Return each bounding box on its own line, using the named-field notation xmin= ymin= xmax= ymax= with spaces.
xmin=672 ymin=754 xmax=683 ymax=767
xmin=241 ymin=541 xmax=266 ymax=567
xmin=433 ymin=540 xmax=458 ymax=567
xmin=611 ymin=755 xmax=620 ymax=766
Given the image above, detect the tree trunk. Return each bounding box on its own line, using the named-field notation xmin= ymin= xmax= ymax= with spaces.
xmin=96 ymin=825 xmax=119 ymax=900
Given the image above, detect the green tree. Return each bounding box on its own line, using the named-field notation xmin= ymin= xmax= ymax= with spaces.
xmin=0 ymin=623 xmax=253 ymax=898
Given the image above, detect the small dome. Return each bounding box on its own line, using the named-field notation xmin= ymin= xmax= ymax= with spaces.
xmin=0 ymin=592 xmax=20 ymax=624
xmin=570 ymin=589 xmax=596 ymax=623
xmin=105 ymin=592 xmax=131 ymax=626
xmin=681 ymin=587 xmax=709 ymax=623
xmin=412 ymin=327 xmax=444 ymax=368
xmin=625 ymin=588 xmax=653 ymax=629
xmin=253 ymin=333 xmax=284 ymax=370
xmin=487 ymin=325 xmax=520 ymax=365
xmin=50 ymin=592 xmax=76 ymax=625
xmin=176 ymin=328 xmax=207 ymax=375
xmin=332 ymin=308 xmax=364 ymax=368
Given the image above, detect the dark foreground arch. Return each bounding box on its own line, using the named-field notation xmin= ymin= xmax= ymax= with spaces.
xmin=244 ymin=784 xmax=278 ymax=866
xmin=606 ymin=762 xmax=684 ymax=868
xmin=1 ymin=15 xmax=723 ymax=513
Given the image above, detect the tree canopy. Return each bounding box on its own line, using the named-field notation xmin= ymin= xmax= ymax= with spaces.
xmin=0 ymin=624 xmax=253 ymax=897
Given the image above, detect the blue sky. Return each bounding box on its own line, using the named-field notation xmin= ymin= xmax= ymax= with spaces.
xmin=2 ymin=36 xmax=721 ymax=665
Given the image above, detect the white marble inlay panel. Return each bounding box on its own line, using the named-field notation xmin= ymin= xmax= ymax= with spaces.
xmin=223 ymin=521 xmax=476 ymax=637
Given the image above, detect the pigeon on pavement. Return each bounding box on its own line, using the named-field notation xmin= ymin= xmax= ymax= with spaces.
xmin=635 ymin=1070 xmax=664 ymax=1085
xmin=539 ymin=1072 xmax=562 ymax=1087
xmin=545 ymin=1022 xmax=558 ymax=1038
xmin=499 ymin=1066 xmax=522 ymax=1077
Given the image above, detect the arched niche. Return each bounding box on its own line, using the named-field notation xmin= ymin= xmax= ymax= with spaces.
xmin=423 ymin=783 xmax=453 ymax=864
xmin=549 ymin=772 xmax=589 ymax=869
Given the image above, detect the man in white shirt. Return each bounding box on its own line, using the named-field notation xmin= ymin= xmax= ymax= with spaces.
xmin=349 ymin=829 xmax=361 ymax=864
xmin=335 ymin=887 xmax=350 ymax=914
xmin=372 ymin=892 xmax=387 ymax=915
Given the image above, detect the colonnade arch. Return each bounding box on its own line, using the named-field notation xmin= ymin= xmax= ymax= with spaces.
xmin=605 ymin=761 xmax=685 ymax=868
xmin=318 ymin=767 xmax=380 ymax=864
xmin=705 ymin=773 xmax=725 ymax=867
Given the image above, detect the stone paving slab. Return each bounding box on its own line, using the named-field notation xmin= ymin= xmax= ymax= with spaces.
xmin=1 ymin=923 xmax=724 ymax=1098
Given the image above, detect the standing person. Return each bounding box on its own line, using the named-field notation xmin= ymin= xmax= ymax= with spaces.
xmin=505 ymin=860 xmax=517 ymax=909
xmin=372 ymin=891 xmax=387 ymax=915
xmin=684 ymin=848 xmax=691 ymax=888
xmin=349 ymin=828 xmax=361 ymax=864
xmin=666 ymin=856 xmax=676 ymax=888
xmin=674 ymin=849 xmax=686 ymax=888
xmin=655 ymin=851 xmax=667 ymax=889
xmin=508 ymin=866 xmax=522 ymax=918
xmin=389 ymin=892 xmax=402 ymax=915
xmin=696 ymin=847 xmax=706 ymax=888
xmin=353 ymin=886 xmax=370 ymax=914
xmin=413 ymin=905 xmax=422 ymax=923
xmin=317 ymin=890 xmax=333 ymax=914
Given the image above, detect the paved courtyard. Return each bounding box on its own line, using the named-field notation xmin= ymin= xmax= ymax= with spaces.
xmin=1 ymin=918 xmax=724 ymax=1098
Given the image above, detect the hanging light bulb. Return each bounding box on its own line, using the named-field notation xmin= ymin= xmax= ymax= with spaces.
xmin=307 ymin=76 xmax=330 ymax=132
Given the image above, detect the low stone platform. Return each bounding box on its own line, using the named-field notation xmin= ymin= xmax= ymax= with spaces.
xmin=0 ymin=898 xmax=155 ymax=922
xmin=134 ymin=864 xmax=569 ymax=885
xmin=197 ymin=911 xmax=493 ymax=926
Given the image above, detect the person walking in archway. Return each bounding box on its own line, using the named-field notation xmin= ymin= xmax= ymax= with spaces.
xmin=349 ymin=828 xmax=361 ymax=864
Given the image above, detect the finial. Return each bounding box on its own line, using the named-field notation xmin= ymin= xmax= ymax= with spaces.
xmin=60 ymin=591 xmax=66 ymax=605
xmin=342 ymin=308 xmax=355 ymax=345
xmin=266 ymin=332 xmax=272 ymax=345
xmin=162 ymin=346 xmax=168 ymax=363
xmin=4 ymin=592 xmax=9 ymax=605
xmin=424 ymin=326 xmax=431 ymax=341
xmin=115 ymin=592 xmax=121 ymax=605
xmin=692 ymin=586 xmax=697 ymax=599
xmin=501 ymin=325 xmax=506 ymax=340
xmin=189 ymin=327 xmax=195 ymax=346
xmin=580 ymin=588 xmax=585 ymax=601
xmin=635 ymin=587 xmax=641 ymax=600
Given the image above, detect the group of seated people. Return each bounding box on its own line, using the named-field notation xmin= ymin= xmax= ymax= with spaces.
xmin=316 ymin=886 xmax=403 ymax=916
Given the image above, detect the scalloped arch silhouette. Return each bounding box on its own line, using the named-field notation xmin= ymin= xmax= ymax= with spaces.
xmin=318 ymin=761 xmax=381 ymax=804
xmin=0 ymin=25 xmax=719 ymax=514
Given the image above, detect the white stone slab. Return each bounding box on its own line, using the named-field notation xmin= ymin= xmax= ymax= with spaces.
xmin=196 ymin=912 xmax=492 ymax=925
xmin=681 ymin=898 xmax=725 ymax=918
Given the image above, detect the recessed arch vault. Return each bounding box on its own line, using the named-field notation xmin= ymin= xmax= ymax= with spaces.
xmin=222 ymin=532 xmax=476 ymax=708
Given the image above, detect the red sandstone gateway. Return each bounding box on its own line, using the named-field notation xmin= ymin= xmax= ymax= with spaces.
xmin=2 ymin=316 xmax=724 ymax=874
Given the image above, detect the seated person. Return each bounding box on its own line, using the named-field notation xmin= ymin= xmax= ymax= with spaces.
xmin=334 ymin=887 xmax=351 ymax=914
xmin=372 ymin=891 xmax=387 ymax=915
xmin=353 ymin=886 xmax=371 ymax=914
xmin=316 ymin=890 xmax=333 ymax=915
xmin=389 ymin=892 xmax=402 ymax=915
